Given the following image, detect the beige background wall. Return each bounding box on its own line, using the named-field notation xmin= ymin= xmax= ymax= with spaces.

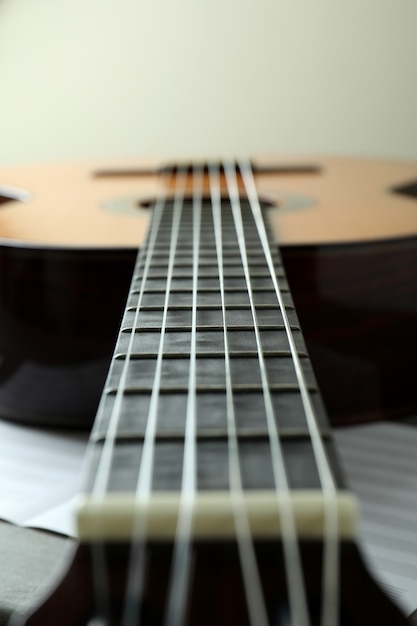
xmin=0 ymin=0 xmax=416 ymax=166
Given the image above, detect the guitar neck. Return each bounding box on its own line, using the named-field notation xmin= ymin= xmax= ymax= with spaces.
xmin=77 ymin=163 xmax=353 ymax=541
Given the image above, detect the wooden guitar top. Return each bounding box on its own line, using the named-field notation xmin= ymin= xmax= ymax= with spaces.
xmin=0 ymin=155 xmax=416 ymax=248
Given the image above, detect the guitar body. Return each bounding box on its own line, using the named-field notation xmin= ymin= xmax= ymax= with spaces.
xmin=0 ymin=155 xmax=416 ymax=427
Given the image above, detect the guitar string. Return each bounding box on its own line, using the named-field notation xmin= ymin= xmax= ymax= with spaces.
xmin=223 ymin=160 xmax=311 ymax=626
xmin=208 ymin=162 xmax=269 ymax=626
xmin=121 ymin=167 xmax=187 ymax=626
xmin=238 ymin=158 xmax=340 ymax=626
xmin=86 ymin=168 xmax=170 ymax=623
xmin=162 ymin=164 xmax=203 ymax=626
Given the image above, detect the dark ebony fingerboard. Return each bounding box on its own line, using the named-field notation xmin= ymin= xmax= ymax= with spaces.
xmin=85 ymin=196 xmax=344 ymax=495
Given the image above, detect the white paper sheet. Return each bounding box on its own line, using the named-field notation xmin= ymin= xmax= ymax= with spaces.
xmin=334 ymin=422 xmax=417 ymax=616
xmin=0 ymin=420 xmax=87 ymax=536
xmin=0 ymin=419 xmax=416 ymax=615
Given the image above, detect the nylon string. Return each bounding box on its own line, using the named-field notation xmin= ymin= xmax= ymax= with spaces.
xmin=238 ymin=158 xmax=340 ymax=626
xmin=120 ymin=167 xmax=187 ymax=626
xmin=162 ymin=165 xmax=203 ymax=626
xmin=223 ymin=160 xmax=311 ymax=626
xmin=85 ymin=169 xmax=171 ymax=623
xmin=207 ymin=163 xmax=270 ymax=626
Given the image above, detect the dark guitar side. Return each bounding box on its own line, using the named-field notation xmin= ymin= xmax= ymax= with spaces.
xmin=0 ymin=232 xmax=416 ymax=429
xmin=282 ymin=233 xmax=417 ymax=425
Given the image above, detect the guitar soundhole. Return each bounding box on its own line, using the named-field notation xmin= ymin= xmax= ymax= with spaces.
xmin=391 ymin=179 xmax=417 ymax=200
xmin=97 ymin=162 xmax=317 ymax=215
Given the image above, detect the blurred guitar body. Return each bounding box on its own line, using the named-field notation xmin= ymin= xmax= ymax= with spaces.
xmin=0 ymin=155 xmax=416 ymax=429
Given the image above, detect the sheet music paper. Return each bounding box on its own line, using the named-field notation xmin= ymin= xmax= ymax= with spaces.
xmin=0 ymin=419 xmax=416 ymax=615
xmin=0 ymin=420 xmax=87 ymax=537
xmin=333 ymin=422 xmax=417 ymax=616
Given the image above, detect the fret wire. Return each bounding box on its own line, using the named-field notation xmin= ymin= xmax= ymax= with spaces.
xmin=115 ymin=351 xmax=307 ymax=359
xmin=210 ymin=162 xmax=269 ymax=626
xmin=137 ymin=261 xmax=273 ymax=269
xmin=137 ymin=271 xmax=278 ymax=278
xmin=132 ymin=287 xmax=290 ymax=294
xmin=92 ymin=428 xmax=332 ymax=445
xmin=120 ymin=168 xmax=187 ymax=626
xmin=122 ymin=325 xmax=299 ymax=332
xmin=127 ymin=304 xmax=294 ymax=311
xmin=224 ymin=160 xmax=310 ymax=626
xmin=106 ymin=383 xmax=315 ymax=395
xmin=238 ymin=159 xmax=340 ymax=626
xmin=163 ymin=165 xmax=203 ymax=626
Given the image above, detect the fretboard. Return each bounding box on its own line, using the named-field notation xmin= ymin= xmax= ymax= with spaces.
xmin=77 ymin=163 xmax=352 ymax=541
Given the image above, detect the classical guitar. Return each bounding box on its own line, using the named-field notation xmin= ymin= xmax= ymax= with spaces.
xmin=2 ymin=156 xmax=416 ymax=625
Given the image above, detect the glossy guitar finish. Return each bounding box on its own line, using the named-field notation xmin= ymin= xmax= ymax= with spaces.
xmin=0 ymin=156 xmax=416 ymax=428
xmin=282 ymin=234 xmax=417 ymax=425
